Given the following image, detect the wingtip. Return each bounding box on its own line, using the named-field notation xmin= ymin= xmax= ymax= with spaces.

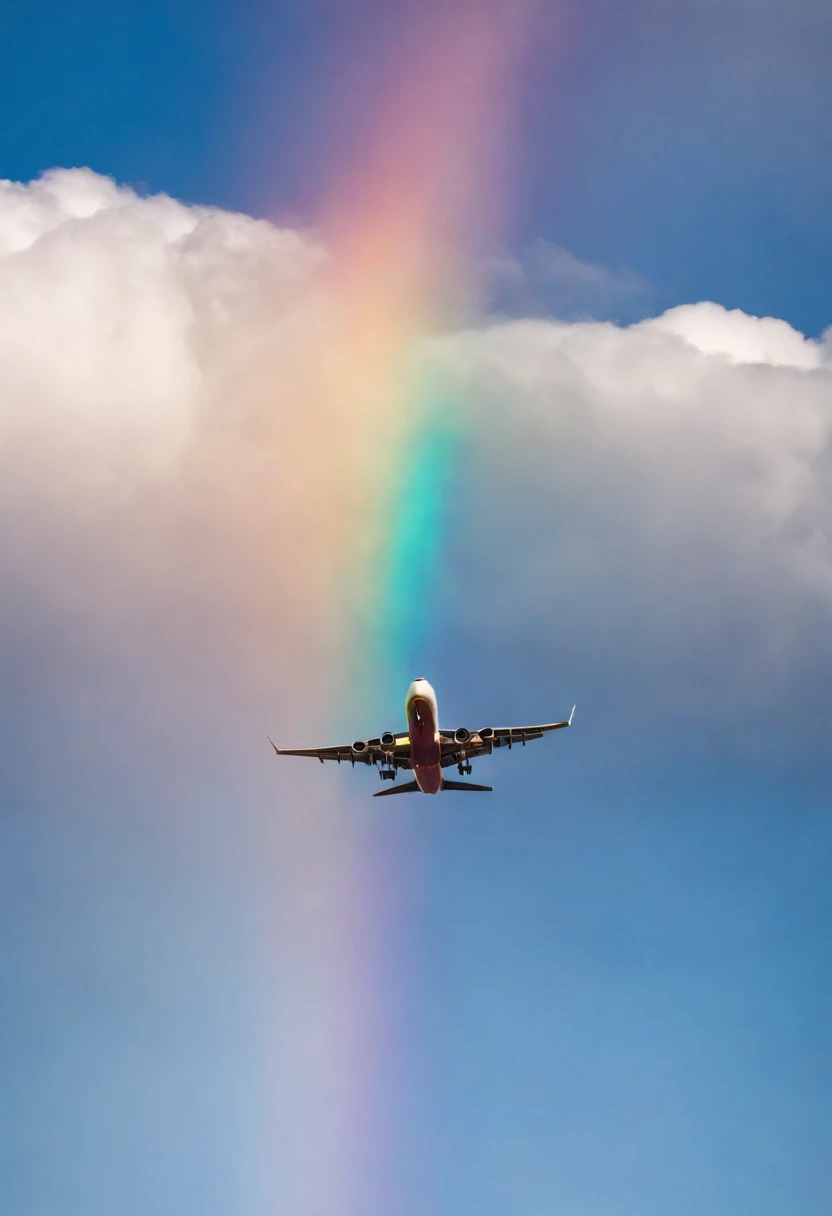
xmin=568 ymin=705 xmax=576 ymax=726
xmin=268 ymin=736 xmax=280 ymax=755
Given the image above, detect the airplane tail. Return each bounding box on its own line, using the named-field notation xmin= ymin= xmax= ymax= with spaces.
xmin=373 ymin=780 xmax=421 ymax=797
xmin=441 ymin=780 xmax=493 ymax=792
xmin=373 ymin=779 xmax=494 ymax=797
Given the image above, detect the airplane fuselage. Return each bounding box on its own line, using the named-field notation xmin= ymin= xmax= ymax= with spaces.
xmin=406 ymin=678 xmax=443 ymax=794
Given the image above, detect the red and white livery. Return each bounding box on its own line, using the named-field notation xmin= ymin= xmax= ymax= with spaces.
xmin=270 ymin=677 xmax=574 ymax=796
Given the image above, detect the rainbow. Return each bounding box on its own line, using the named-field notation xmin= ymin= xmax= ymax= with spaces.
xmin=317 ymin=5 xmax=533 ymax=720
xmin=269 ymin=6 xmax=537 ymax=1210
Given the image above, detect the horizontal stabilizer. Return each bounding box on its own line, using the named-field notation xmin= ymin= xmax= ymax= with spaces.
xmin=442 ymin=780 xmax=493 ymax=792
xmin=373 ymin=780 xmax=421 ymax=798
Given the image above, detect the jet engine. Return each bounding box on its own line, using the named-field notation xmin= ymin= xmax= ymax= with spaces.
xmin=478 ymin=727 xmax=494 ymax=740
xmin=454 ymin=727 xmax=471 ymax=744
xmin=381 ymin=732 xmax=395 ymax=747
xmin=351 ymin=740 xmax=368 ymax=755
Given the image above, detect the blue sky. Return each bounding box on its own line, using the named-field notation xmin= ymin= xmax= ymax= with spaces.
xmin=2 ymin=0 xmax=830 ymax=332
xmin=1 ymin=4 xmax=830 ymax=1216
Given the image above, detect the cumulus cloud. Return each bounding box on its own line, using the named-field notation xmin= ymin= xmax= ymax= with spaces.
xmin=645 ymin=302 xmax=823 ymax=367
xmin=432 ymin=308 xmax=832 ymax=769
xmin=1 ymin=169 xmax=830 ymax=781
xmin=0 ymin=169 xmax=336 ymax=774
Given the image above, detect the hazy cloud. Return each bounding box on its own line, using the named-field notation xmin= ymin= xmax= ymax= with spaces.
xmin=483 ymin=239 xmax=655 ymax=323
xmin=1 ymin=170 xmax=830 ymax=776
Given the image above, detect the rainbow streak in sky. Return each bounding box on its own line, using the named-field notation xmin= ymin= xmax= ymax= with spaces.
xmin=270 ymin=7 xmax=537 ymax=1212
xmin=317 ymin=6 xmax=532 ymax=722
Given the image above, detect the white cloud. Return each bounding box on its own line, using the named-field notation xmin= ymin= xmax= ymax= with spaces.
xmin=643 ymin=302 xmax=823 ymax=368
xmin=0 ymin=170 xmax=830 ymax=764
xmin=429 ymin=311 xmax=832 ymax=748
xmin=0 ymin=169 xmax=333 ymax=756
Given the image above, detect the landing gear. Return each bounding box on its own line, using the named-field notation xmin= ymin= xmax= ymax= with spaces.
xmin=457 ymin=761 xmax=472 ymax=776
xmin=379 ymin=764 xmax=397 ymax=782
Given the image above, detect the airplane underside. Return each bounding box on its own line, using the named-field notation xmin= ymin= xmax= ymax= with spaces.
xmin=269 ymin=677 xmax=574 ymax=797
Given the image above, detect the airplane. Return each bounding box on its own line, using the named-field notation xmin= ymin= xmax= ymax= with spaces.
xmin=269 ymin=677 xmax=575 ymax=796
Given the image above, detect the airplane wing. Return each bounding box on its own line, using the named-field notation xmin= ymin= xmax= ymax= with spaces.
xmin=486 ymin=705 xmax=575 ymax=749
xmin=270 ymin=707 xmax=574 ymax=773
xmin=268 ymin=736 xmax=412 ymax=768
xmin=438 ymin=706 xmax=575 ymax=765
